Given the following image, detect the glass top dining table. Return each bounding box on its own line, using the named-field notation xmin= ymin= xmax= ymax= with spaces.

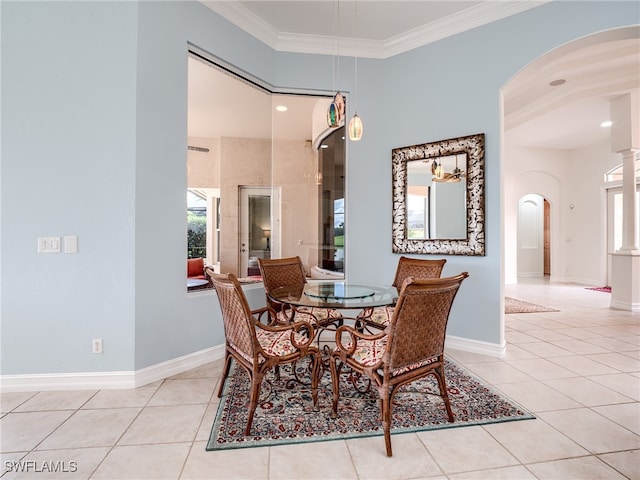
xmin=269 ymin=281 xmax=398 ymax=310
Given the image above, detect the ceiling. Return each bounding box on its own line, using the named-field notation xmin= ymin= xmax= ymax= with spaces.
xmin=192 ymin=2 xmax=639 ymax=151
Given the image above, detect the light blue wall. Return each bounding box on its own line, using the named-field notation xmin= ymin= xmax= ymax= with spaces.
xmin=1 ymin=1 xmax=637 ymax=376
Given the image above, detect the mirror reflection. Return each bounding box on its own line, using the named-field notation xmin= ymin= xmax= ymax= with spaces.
xmin=186 ymin=53 xmax=346 ymax=287
xmin=406 ymin=153 xmax=467 ymax=240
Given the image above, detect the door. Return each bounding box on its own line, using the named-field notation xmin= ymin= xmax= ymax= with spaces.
xmin=239 ymin=186 xmax=281 ymax=276
xmin=544 ymin=199 xmax=551 ymax=275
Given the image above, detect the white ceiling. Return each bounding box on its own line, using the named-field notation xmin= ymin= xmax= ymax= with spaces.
xmin=192 ymin=2 xmax=640 ymax=151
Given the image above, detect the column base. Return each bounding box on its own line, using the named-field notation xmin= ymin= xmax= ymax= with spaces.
xmin=610 ymin=251 xmax=640 ymax=312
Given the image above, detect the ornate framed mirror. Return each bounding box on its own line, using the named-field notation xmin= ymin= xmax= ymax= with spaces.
xmin=392 ymin=133 xmax=485 ymax=256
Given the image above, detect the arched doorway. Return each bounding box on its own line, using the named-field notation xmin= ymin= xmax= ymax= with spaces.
xmin=517 ymin=194 xmax=551 ymax=278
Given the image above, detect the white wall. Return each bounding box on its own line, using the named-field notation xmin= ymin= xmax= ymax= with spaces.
xmin=2 ymin=0 xmax=637 ymax=382
xmin=505 ymin=140 xmax=622 ymax=285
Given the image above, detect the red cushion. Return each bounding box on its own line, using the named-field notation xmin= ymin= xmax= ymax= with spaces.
xmin=187 ymin=258 xmax=205 ymax=277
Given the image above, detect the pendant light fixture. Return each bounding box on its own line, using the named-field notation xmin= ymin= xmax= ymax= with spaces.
xmin=348 ymin=0 xmax=363 ymax=141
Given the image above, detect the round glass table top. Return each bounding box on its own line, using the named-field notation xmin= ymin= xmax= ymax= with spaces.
xmin=305 ymin=283 xmax=375 ymax=300
xmin=269 ymin=282 xmax=397 ymax=309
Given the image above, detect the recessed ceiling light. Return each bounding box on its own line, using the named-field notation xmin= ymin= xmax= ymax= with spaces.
xmin=600 ymin=120 xmax=612 ymax=128
xmin=320 ymin=144 xmax=329 ymax=149
xmin=275 ymin=105 xmax=288 ymax=112
xmin=549 ymin=79 xmax=566 ymax=86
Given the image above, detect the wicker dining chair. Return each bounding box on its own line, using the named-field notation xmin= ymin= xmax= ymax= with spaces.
xmin=330 ymin=272 xmax=469 ymax=457
xmin=357 ymin=256 xmax=447 ymax=331
xmin=210 ymin=272 xmax=321 ymax=435
xmin=258 ymin=256 xmax=342 ymax=328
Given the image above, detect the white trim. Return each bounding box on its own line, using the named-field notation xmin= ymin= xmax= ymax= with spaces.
xmin=201 ymin=0 xmax=549 ymax=59
xmin=610 ymin=299 xmax=640 ymax=312
xmin=0 ymin=345 xmax=226 ymax=393
xmin=445 ymin=335 xmax=506 ymax=358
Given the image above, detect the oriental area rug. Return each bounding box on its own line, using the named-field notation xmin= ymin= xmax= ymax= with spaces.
xmin=505 ymin=297 xmax=559 ymax=314
xmin=207 ymin=358 xmax=534 ymax=451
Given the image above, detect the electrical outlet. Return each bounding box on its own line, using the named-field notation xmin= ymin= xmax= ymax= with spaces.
xmin=92 ymin=338 xmax=103 ymax=354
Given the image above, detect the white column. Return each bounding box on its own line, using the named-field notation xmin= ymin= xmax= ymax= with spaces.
xmin=609 ymin=93 xmax=640 ymax=312
xmin=619 ymin=149 xmax=639 ymax=252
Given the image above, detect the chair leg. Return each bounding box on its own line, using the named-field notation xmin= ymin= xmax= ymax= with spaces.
xmin=310 ymin=354 xmax=320 ymax=407
xmin=245 ymin=373 xmax=263 ymax=436
xmin=329 ymin=356 xmax=341 ymax=417
xmin=380 ymin=392 xmax=393 ymax=457
xmin=217 ymin=352 xmax=233 ymax=398
xmin=434 ymin=365 xmax=454 ymax=422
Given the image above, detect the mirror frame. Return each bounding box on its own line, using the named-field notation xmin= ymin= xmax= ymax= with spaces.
xmin=392 ymin=133 xmax=485 ymax=256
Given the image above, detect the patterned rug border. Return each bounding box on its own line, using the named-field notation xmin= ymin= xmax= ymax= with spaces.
xmin=505 ymin=297 xmax=559 ymax=314
xmin=585 ymin=286 xmax=611 ymax=293
xmin=206 ymin=358 xmax=535 ymax=451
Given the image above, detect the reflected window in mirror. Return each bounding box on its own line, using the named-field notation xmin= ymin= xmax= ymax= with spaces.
xmin=392 ymin=134 xmax=485 ymax=256
xmin=186 ymin=51 xmax=346 ymax=286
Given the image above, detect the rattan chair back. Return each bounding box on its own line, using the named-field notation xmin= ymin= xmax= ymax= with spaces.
xmin=391 ymin=256 xmax=447 ymax=288
xmin=258 ymin=256 xmax=307 ymax=311
xmin=210 ymin=273 xmax=257 ymax=360
xmin=386 ymin=272 xmax=468 ymax=374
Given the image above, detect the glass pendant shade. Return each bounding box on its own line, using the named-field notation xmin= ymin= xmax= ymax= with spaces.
xmin=348 ymin=113 xmax=363 ymax=141
xmin=327 ymin=92 xmax=345 ymax=128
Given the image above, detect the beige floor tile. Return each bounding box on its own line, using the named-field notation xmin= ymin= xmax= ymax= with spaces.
xmin=464 ymin=362 xmax=533 ymax=384
xmin=539 ymin=408 xmax=640 ymax=454
xmin=36 ymin=408 xmax=140 ymax=450
xmin=543 ymin=377 xmax=635 ymax=406
xmin=592 ymin=402 xmax=640 ymax=435
xmin=501 ymin=344 xmax=539 ymax=361
xmin=14 ymin=390 xmax=97 ymax=412
xmin=526 ymin=456 xmax=628 ymax=479
xmin=587 ymin=352 xmax=640 ymax=372
xmin=549 ymin=339 xmax=610 ymax=355
xmin=417 ymin=426 xmax=519 ymax=474
xmin=82 ymin=381 xmax=161 ymax=409
xmin=598 ymin=449 xmax=640 ymax=479
xmin=585 ymin=336 xmax=640 ymax=352
xmin=195 ymin=402 xmax=220 ymax=443
xmin=119 ymin=404 xmax=206 ymax=445
xmin=2 ymin=447 xmax=110 ymax=480
xmin=494 ymin=381 xmax=581 ymax=413
xmin=555 ymin=327 xmax=604 ymax=340
xmin=588 ymin=373 xmax=640 ymax=401
xmin=525 ymin=329 xmax=575 ymax=342
xmin=517 ymin=341 xmax=574 ymax=358
xmin=504 ymin=331 xmax=540 ymax=344
xmin=0 ymin=393 xmax=37 ymax=414
xmin=148 ymin=378 xmax=216 ymax=406
xmin=91 ymin=443 xmax=191 ymax=479
xmin=483 ymin=418 xmax=588 ymax=463
xmin=448 ymin=466 xmax=536 ymax=479
xmin=347 ymin=433 xmax=442 ymax=479
xmin=548 ymin=355 xmax=619 ymax=376
xmin=269 ymin=440 xmax=358 ymax=479
xmin=0 ymin=411 xmax=73 ymax=452
xmin=505 ymin=358 xmax=576 ymax=380
xmin=181 ymin=441 xmax=269 ymax=480
xmin=446 ymin=349 xmax=500 ymax=364
xmin=169 ymin=361 xmax=222 ymax=380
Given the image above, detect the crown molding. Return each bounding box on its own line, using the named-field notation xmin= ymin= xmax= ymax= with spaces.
xmin=202 ymin=1 xmax=550 ymax=59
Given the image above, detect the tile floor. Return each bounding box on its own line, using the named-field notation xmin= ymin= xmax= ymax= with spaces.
xmin=1 ymin=279 xmax=638 ymax=479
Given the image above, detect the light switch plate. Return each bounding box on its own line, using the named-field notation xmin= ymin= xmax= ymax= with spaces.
xmin=64 ymin=235 xmax=78 ymax=254
xmin=37 ymin=237 xmax=61 ymax=253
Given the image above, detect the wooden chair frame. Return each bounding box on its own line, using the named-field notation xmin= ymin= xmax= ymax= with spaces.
xmin=330 ymin=272 xmax=469 ymax=456
xmin=211 ymin=272 xmax=321 ymax=435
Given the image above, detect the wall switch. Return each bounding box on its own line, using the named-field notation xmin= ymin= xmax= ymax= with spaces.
xmin=64 ymin=235 xmax=78 ymax=253
xmin=37 ymin=237 xmax=61 ymax=253
xmin=92 ymin=338 xmax=103 ymax=354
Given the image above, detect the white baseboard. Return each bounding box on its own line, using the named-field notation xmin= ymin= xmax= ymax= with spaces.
xmin=610 ymin=299 xmax=640 ymax=312
xmin=0 ymin=345 xmax=225 ymax=393
xmin=445 ymin=335 xmax=506 ymax=358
